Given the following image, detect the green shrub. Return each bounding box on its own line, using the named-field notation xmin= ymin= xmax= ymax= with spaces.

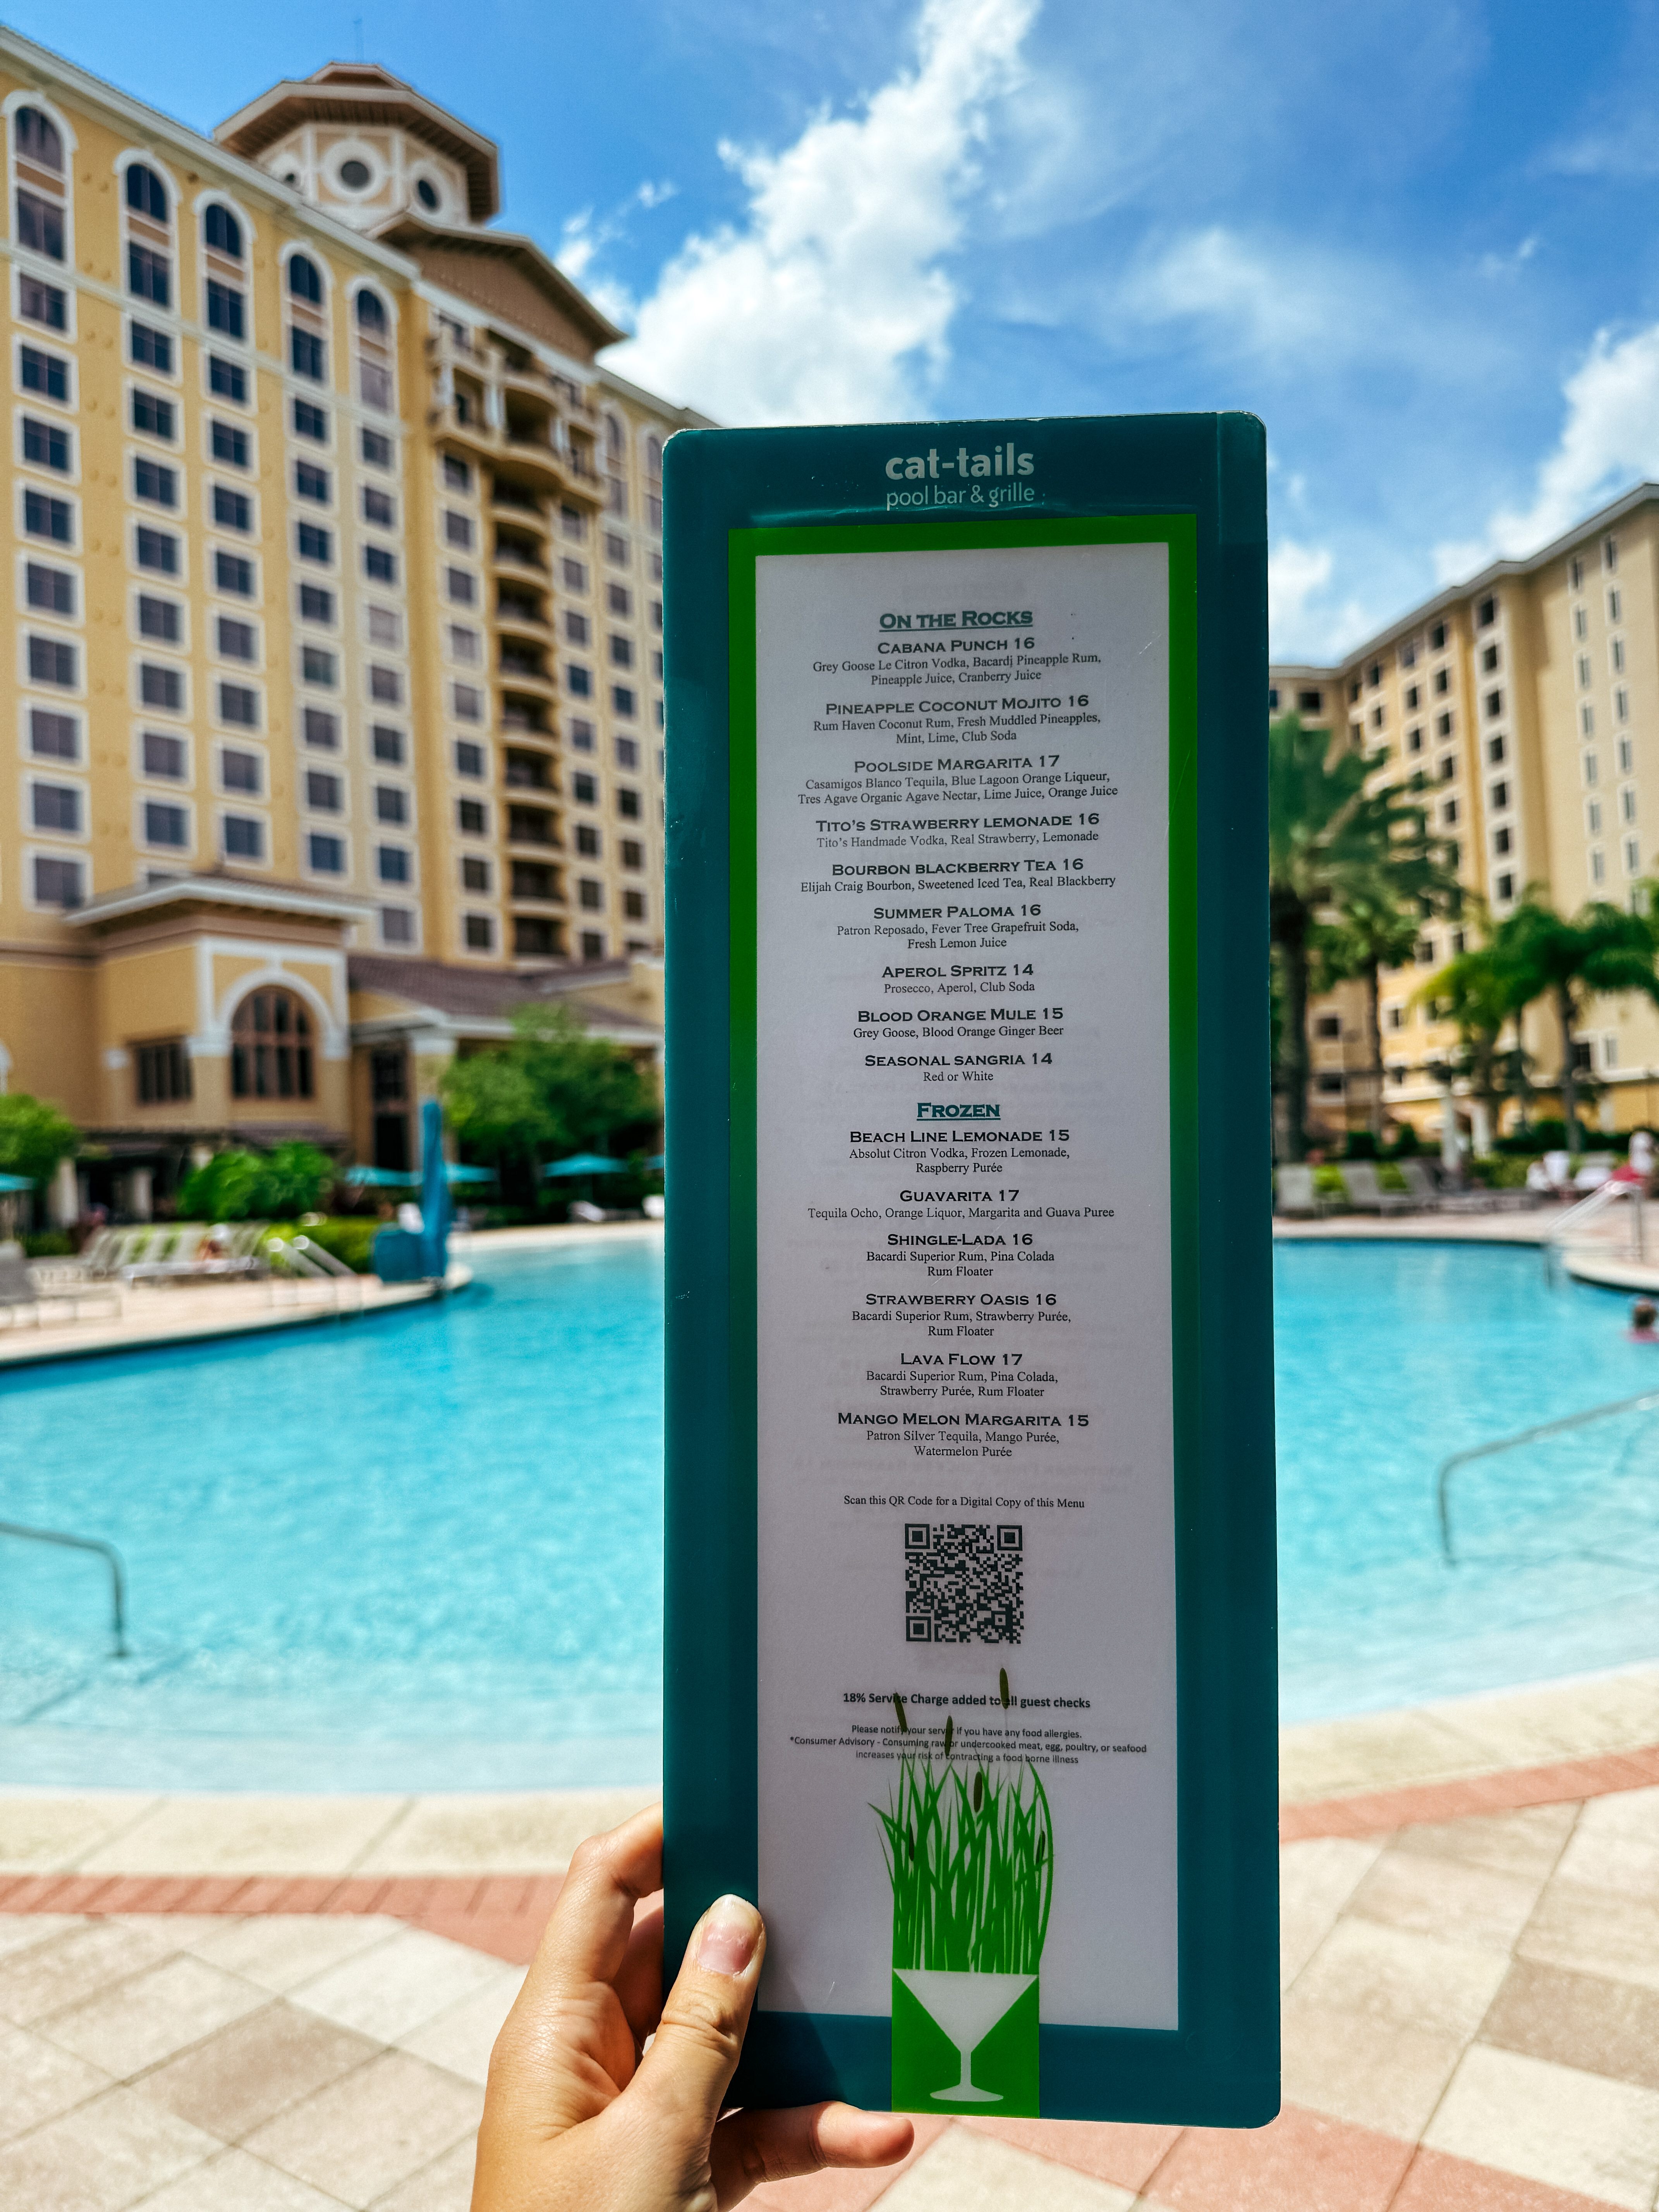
xmin=1470 ymin=1154 xmax=1532 ymax=1189
xmin=179 ymin=1143 xmax=335 ymax=1222
xmin=1493 ymin=1117 xmax=1589 ymax=1157
xmin=22 ymin=1230 xmax=73 ymax=1258
xmin=266 ymin=1217 xmax=379 ymax=1273
xmin=1376 ymin=1163 xmax=1408 ymax=1192
xmin=1312 ymin=1165 xmax=1348 ymax=1200
xmin=1342 ymin=1131 xmax=1379 ymax=1160
xmin=1382 ymin=1122 xmax=1420 ymax=1158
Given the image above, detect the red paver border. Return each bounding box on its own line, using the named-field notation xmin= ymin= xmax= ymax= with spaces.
xmin=1281 ymin=1740 xmax=1659 ymax=1841
xmin=0 ymin=1869 xmax=563 ymax=1963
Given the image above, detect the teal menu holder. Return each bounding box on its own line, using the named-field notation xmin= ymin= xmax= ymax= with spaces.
xmin=663 ymin=414 xmax=1276 ymax=2124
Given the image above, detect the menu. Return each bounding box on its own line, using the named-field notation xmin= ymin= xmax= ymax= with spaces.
xmin=749 ymin=537 xmax=1180 ymax=2071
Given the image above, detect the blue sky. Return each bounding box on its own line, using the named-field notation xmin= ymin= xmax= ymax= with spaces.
xmin=26 ymin=0 xmax=1659 ymax=659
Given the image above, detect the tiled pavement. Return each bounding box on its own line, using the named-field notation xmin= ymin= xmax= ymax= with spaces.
xmin=1 ymin=1668 xmax=1657 ymax=2210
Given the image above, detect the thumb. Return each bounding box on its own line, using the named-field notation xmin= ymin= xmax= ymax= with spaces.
xmin=630 ymin=1894 xmax=765 ymax=2146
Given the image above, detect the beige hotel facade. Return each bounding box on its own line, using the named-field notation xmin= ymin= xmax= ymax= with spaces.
xmin=1274 ymin=483 xmax=1659 ymax=1147
xmin=1 ymin=30 xmax=700 ymax=1207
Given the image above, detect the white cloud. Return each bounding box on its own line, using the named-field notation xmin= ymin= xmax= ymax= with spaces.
xmin=558 ymin=181 xmax=678 ymax=284
xmin=1434 ymin=321 xmax=1659 ymax=579
xmin=602 ymin=0 xmax=1037 ymax=423
xmin=1269 ymin=537 xmax=1370 ymax=664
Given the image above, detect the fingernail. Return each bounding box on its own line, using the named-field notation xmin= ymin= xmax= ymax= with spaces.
xmin=696 ymin=1894 xmax=760 ymax=1977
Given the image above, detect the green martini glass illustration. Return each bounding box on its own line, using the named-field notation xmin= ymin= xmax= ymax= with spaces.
xmin=893 ymin=1968 xmax=1035 ymax=2100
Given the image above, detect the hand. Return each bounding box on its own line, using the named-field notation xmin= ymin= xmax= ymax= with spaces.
xmin=472 ymin=1803 xmax=914 ymax=2210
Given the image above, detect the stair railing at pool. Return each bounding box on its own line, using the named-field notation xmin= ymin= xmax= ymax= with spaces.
xmin=263 ymin=1234 xmax=366 ymax=1315
xmin=0 ymin=1518 xmax=128 ymax=1657
xmin=1436 ymin=1386 xmax=1659 ymax=1562
xmin=1542 ymin=1180 xmax=1646 ymax=1285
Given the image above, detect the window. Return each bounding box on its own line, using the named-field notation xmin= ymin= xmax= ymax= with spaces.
xmin=1612 ymin=637 xmax=1626 ymax=674
xmin=455 ymin=741 xmax=484 ymax=777
xmin=220 ymin=747 xmax=261 ymax=794
xmin=1491 ymin=780 xmax=1510 ymax=811
xmin=131 ymin=388 xmax=174 ymax=438
xmin=206 ymin=280 xmax=243 ymax=339
xmin=605 ymin=531 xmax=628 ymax=565
xmin=15 ymin=184 xmax=65 ymax=260
xmin=1585 ymin=753 xmax=1599 ymax=786
xmin=372 ymin=725 xmax=405 ymax=764
xmin=581 ymin=931 xmax=605 ymax=961
xmin=1371 ymin=705 xmax=1384 ymax=730
xmin=21 ymin=345 xmax=70 ymax=402
xmin=579 ymin=878 xmax=603 ymax=910
xmin=1578 ymin=653 xmax=1593 ymax=689
xmin=137 ymin=594 xmax=180 ymax=641
xmin=201 ymin=362 xmax=243 ymax=411
xmin=361 ymin=427 xmax=393 ymax=468
xmin=1481 ymin=644 xmax=1500 ymax=673
xmin=1496 ymin=870 xmax=1515 ymax=901
xmin=218 ymin=683 xmax=258 ymax=727
xmin=302 ymin=646 xmax=337 ymax=686
xmin=28 ymin=637 xmax=76 ymax=687
xmin=623 ymin=890 xmax=647 ymax=921
xmin=564 ymin=611 xmax=591 ymax=646
xmin=464 ymin=915 xmax=494 ymax=951
xmin=1484 ymin=689 xmax=1502 ymax=719
xmin=562 ymin=504 xmax=587 ymax=541
xmin=573 ymin=771 xmax=598 ymax=804
xmin=212 ymin=485 xmax=252 ymax=532
xmin=1438 ymin=754 xmax=1455 ymax=782
xmin=302 ymin=708 xmax=338 ymax=750
xmin=141 ymin=730 xmax=184 ymax=778
xmin=1442 ymin=798 xmax=1459 ymax=827
xmin=376 ymin=845 xmax=410 ymax=884
xmin=1591 ymin=848 xmax=1606 ymax=884
xmin=457 ymin=799 xmax=487 ymax=835
xmin=452 ymin=684 xmax=482 ymax=722
xmin=31 ymin=780 xmax=81 ymax=832
xmin=612 ymin=685 xmax=637 ymax=718
xmin=565 ymin=665 xmax=593 ymax=699
xmin=1626 ymin=837 xmax=1642 ymax=874
xmin=307 ymin=832 xmax=345 ymax=873
xmin=448 ymin=623 xmax=480 ymax=662
xmin=369 ymin=666 xmax=402 ymax=704
xmin=575 ymin=824 xmax=600 ymax=856
xmin=1623 ymin=786 xmax=1639 ymax=824
xmin=295 ymin=587 xmax=333 ymax=628
xmin=443 ymin=511 xmax=473 ymax=549
xmin=21 ymin=276 xmax=68 ymax=330
xmin=216 ymin=616 xmax=256 ymax=660
xmin=606 ymin=583 xmax=632 ymax=618
xmin=462 ymin=856 xmax=491 ymax=892
xmin=25 ymin=489 xmax=74 ymax=544
xmin=649 ymin=598 xmax=662 ymax=631
xmin=615 ymin=736 xmax=639 ymax=769
xmin=380 ymin=906 xmax=414 ymax=946
xmin=297 ymin=522 xmax=332 ymax=563
xmin=1570 ymin=555 xmax=1584 ymax=590
xmin=139 ymin=663 xmax=182 ymax=711
xmin=288 ymin=254 xmax=323 ymax=304
xmin=1488 ymin=734 xmax=1506 ymax=764
xmin=134 ymin=1038 xmax=192 ymax=1105
xmin=563 ymin=558 xmax=588 ymax=592
xmin=231 ymin=988 xmax=313 ymax=1100
xmin=127 ymin=244 xmax=170 ymax=307
xmin=1605 ymin=536 xmax=1619 ymax=572
xmin=610 ymin=635 xmax=634 ymax=669
xmin=133 ymin=456 xmax=175 ymax=506
xmin=368 ymin=606 xmax=401 ymax=646
xmin=1476 ymin=595 xmax=1497 ymax=628
xmin=362 ymin=486 xmax=395 ymax=527
xmin=290 ymin=329 xmax=325 ymax=381
xmin=1609 ymin=587 xmax=1623 ymax=623
xmin=364 ymin=546 xmax=397 ymax=583
xmin=1573 ymin=605 xmax=1589 ymax=641
xmin=568 ymin=717 xmax=595 ymax=752
xmin=374 ymin=786 xmax=408 ymax=826
xmin=621 ymin=838 xmax=644 ymax=871
xmin=1433 ymin=669 xmax=1449 ymax=695
xmin=1619 ymin=737 xmax=1635 ymax=773
xmin=143 ymin=798 xmax=189 ymax=847
xmin=443 ymin=455 xmax=472 ymax=491
xmin=305 ymin=769 xmax=342 ymax=811
xmin=222 ymin=814 xmax=264 ymax=860
xmin=294 ymin=460 xmax=330 ymax=503
xmin=445 ymin=567 xmax=475 ymax=605
xmin=215 ymin=551 xmax=254 ymax=594
xmin=354 ymin=290 xmax=393 ymax=410
xmin=1494 ymin=825 xmax=1513 ymax=855
xmin=616 ymin=786 xmax=642 ymax=819
xmin=30 ymin=708 xmax=79 ymax=759
xmin=1581 ymin=703 xmax=1595 ymax=737
xmin=1616 ymin=686 xmax=1630 ymax=722
xmin=32 ymin=853 xmax=82 ymax=907
xmin=210 ymin=420 xmax=248 ymax=468
xmin=27 ymin=563 xmax=75 ymax=615
xmin=21 ymin=416 xmax=70 ymax=474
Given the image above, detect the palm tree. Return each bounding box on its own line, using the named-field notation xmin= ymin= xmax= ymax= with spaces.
xmin=1423 ymin=936 xmax=1532 ymax=1148
xmin=1322 ymin=893 xmax=1430 ymax=1139
xmin=1491 ymin=895 xmax=1659 ymax=1161
xmin=1268 ymin=714 xmax=1456 ymax=1159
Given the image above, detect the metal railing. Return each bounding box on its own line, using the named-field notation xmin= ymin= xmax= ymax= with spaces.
xmin=1436 ymin=1385 xmax=1659 ymax=1561
xmin=1542 ymin=1178 xmax=1647 ymax=1281
xmin=263 ymin=1234 xmax=366 ymax=1315
xmin=0 ymin=1519 xmax=128 ymax=1656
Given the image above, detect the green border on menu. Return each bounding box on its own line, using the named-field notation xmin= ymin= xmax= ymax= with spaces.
xmin=663 ymin=417 xmax=1277 ymax=2126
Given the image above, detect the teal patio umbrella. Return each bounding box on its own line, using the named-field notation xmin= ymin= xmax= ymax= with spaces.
xmin=343 ymin=1164 xmax=417 ymax=1187
xmin=444 ymin=1164 xmax=495 ymax=1184
xmin=0 ymin=1173 xmax=34 ymax=1192
xmin=543 ymin=1153 xmax=627 ymax=1177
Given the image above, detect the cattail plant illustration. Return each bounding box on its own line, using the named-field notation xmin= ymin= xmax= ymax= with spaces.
xmin=874 ymin=1748 xmax=1054 ymax=1975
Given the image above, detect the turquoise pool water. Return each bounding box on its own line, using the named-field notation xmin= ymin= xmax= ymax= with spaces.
xmin=2 ymin=1235 xmax=1657 ymax=1787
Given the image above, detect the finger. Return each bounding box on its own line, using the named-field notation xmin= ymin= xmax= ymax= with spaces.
xmin=711 ymin=2102 xmax=915 ymax=2205
xmin=614 ymin=1895 xmax=665 ymax=2047
xmin=528 ymin=1804 xmax=663 ymax=2001
xmin=629 ymin=1894 xmax=764 ymax=2141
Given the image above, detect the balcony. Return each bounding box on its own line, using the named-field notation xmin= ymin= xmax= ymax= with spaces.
xmin=500 ymin=641 xmax=553 ymax=685
xmin=496 ymin=590 xmax=550 ymax=638
xmin=504 ymin=749 xmax=556 ymax=792
xmin=507 ymin=803 xmax=560 ymax=848
xmin=513 ymin=915 xmax=567 ymax=960
xmin=510 ymin=860 xmax=563 ymax=902
xmin=498 ymin=697 xmax=554 ymax=737
xmin=492 ymin=529 xmax=547 ymax=575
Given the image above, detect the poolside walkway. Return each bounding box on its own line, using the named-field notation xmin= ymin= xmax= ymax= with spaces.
xmin=1276 ymin=1195 xmax=1659 ymax=1296
xmin=2 ymin=1666 xmax=1657 ymax=2209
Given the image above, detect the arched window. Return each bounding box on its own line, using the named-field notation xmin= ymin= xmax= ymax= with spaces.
xmin=230 ymin=988 xmax=314 ymax=1100
xmin=287 ymin=254 xmax=327 ymax=383
xmin=14 ymin=106 xmax=67 ymax=263
xmin=288 ymin=254 xmax=322 ymax=303
xmin=643 ymin=434 xmax=663 ymax=481
xmin=203 ymin=203 xmax=242 ymax=258
xmin=356 ymin=289 xmax=386 ymax=331
xmin=354 ymin=287 xmax=393 ymax=412
xmin=125 ymin=163 xmax=168 ymax=220
xmin=605 ymin=411 xmax=624 ymax=461
xmin=15 ymin=106 xmax=62 ymax=170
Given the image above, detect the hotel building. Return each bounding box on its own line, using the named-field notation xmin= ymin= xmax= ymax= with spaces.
xmin=0 ymin=31 xmax=701 ymax=1205
xmin=1274 ymin=484 xmax=1659 ymax=1145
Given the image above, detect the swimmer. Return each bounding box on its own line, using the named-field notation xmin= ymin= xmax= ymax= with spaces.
xmin=1628 ymin=1299 xmax=1659 ymax=1342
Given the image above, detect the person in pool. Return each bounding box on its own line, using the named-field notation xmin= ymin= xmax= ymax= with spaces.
xmin=1628 ymin=1300 xmax=1659 ymax=1342
xmin=471 ymin=1805 xmax=912 ymax=2210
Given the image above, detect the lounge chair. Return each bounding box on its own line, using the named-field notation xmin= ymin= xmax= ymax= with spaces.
xmin=0 ymin=1248 xmax=40 ymax=1327
xmin=1274 ymin=1164 xmax=1323 ymax=1218
xmin=1396 ymin=1160 xmax=1443 ymax=1211
xmin=1338 ymin=1162 xmax=1414 ymax=1216
xmin=124 ymin=1221 xmax=270 ymax=1284
xmin=0 ymin=1246 xmax=122 ymax=1326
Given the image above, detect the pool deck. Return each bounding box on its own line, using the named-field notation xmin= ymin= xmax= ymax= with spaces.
xmin=1 ymin=1664 xmax=1657 ymax=2210
xmin=0 ymin=1221 xmax=660 ymax=1372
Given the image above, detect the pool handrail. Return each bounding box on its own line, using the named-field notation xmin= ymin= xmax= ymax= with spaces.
xmin=0 ymin=1517 xmax=128 ymax=1656
xmin=1541 ymin=1178 xmax=1644 ymax=1282
xmin=1435 ymin=1384 xmax=1659 ymax=1563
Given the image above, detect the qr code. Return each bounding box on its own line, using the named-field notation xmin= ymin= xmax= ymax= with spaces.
xmin=904 ymin=1522 xmax=1023 ymax=1645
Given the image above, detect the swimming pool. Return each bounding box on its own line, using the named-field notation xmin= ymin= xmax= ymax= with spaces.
xmin=2 ymin=1235 xmax=1657 ymax=1786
